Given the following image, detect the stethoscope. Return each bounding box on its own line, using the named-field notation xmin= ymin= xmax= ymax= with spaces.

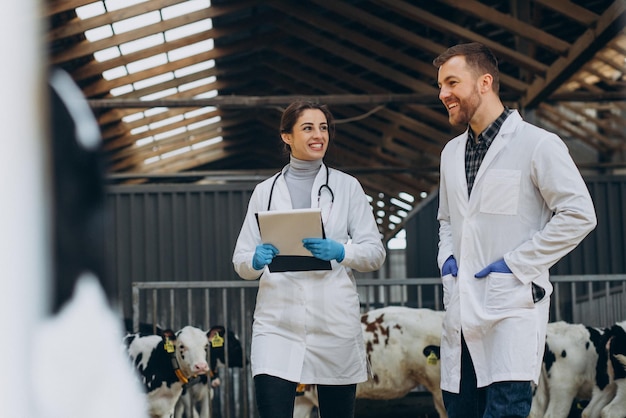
xmin=267 ymin=164 xmax=335 ymax=212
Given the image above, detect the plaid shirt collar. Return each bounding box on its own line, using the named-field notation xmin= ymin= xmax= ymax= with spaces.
xmin=467 ymin=107 xmax=513 ymax=148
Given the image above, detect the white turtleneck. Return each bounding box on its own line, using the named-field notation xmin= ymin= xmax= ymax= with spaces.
xmin=284 ymin=156 xmax=322 ymax=209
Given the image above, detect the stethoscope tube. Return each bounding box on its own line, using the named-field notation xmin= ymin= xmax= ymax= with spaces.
xmin=267 ymin=164 xmax=334 ymax=211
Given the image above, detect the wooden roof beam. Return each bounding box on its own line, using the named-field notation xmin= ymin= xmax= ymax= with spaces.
xmin=308 ymin=0 xmax=528 ymax=92
xmin=437 ymin=0 xmax=571 ymax=55
xmin=533 ymin=0 xmax=600 ymax=26
xmin=373 ymin=0 xmax=548 ymax=75
xmin=521 ymin=1 xmax=626 ymax=108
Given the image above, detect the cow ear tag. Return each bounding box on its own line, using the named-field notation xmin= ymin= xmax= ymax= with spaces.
xmin=211 ymin=333 xmax=224 ymax=348
xmin=164 ymin=337 xmax=175 ymax=354
xmin=427 ymin=351 xmax=438 ymax=365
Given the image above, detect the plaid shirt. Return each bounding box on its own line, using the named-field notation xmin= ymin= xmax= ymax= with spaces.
xmin=465 ymin=108 xmax=513 ymax=197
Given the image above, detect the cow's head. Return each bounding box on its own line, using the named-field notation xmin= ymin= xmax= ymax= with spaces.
xmin=172 ymin=326 xmax=210 ymax=378
xmin=207 ymin=325 xmax=244 ymax=370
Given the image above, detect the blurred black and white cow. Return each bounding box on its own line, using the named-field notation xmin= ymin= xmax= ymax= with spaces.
xmin=580 ymin=320 xmax=626 ymax=418
xmin=174 ymin=325 xmax=244 ymax=418
xmin=294 ymin=306 xmax=446 ymax=418
xmin=125 ymin=326 xmax=213 ymax=418
xmin=528 ymin=321 xmax=605 ymax=418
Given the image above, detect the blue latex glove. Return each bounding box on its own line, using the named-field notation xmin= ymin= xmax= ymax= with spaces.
xmin=442 ymin=255 xmax=458 ymax=277
xmin=475 ymin=258 xmax=511 ymax=278
xmin=252 ymin=244 xmax=279 ymax=270
xmin=302 ymin=238 xmax=345 ymax=262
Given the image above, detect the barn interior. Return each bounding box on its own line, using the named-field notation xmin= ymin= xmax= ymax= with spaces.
xmin=3 ymin=1 xmax=625 ymax=417
xmin=47 ymin=0 xmax=626 ymax=244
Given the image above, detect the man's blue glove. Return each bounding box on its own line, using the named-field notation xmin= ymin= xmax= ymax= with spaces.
xmin=302 ymin=238 xmax=345 ymax=262
xmin=252 ymin=243 xmax=279 ymax=270
xmin=442 ymin=255 xmax=458 ymax=277
xmin=475 ymin=258 xmax=511 ymax=278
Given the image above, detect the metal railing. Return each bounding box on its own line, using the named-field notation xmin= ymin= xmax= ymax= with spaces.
xmin=130 ymin=274 xmax=626 ymax=418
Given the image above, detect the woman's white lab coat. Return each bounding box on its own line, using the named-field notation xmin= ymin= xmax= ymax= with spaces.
xmin=233 ymin=163 xmax=385 ymax=385
xmin=437 ymin=110 xmax=596 ymax=393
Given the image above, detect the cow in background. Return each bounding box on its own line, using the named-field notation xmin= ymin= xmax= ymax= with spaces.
xmin=528 ymin=321 xmax=605 ymax=418
xmin=174 ymin=325 xmax=245 ymax=418
xmin=125 ymin=326 xmax=212 ymax=418
xmin=294 ymin=306 xmax=446 ymax=418
xmin=580 ymin=320 xmax=626 ymax=418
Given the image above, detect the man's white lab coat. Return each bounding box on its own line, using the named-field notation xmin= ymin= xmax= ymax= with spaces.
xmin=437 ymin=110 xmax=596 ymax=393
xmin=233 ymin=164 xmax=385 ymax=385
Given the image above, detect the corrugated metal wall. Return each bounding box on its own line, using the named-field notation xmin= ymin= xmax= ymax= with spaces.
xmin=106 ymin=175 xmax=625 ymax=326
xmin=105 ymin=182 xmax=255 ymax=325
xmin=406 ymin=175 xmax=626 ymax=277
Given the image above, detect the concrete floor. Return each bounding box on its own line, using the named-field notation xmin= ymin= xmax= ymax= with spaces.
xmin=355 ymin=393 xmax=439 ymax=418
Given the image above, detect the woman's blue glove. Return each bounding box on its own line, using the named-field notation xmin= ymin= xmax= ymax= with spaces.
xmin=475 ymin=258 xmax=511 ymax=278
xmin=442 ymin=255 xmax=458 ymax=277
xmin=252 ymin=244 xmax=279 ymax=270
xmin=302 ymin=238 xmax=345 ymax=262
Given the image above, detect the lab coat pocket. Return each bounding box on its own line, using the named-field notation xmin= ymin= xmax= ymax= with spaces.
xmin=441 ymin=274 xmax=456 ymax=310
xmin=484 ymin=272 xmax=533 ymax=311
xmin=480 ymin=169 xmax=521 ymax=215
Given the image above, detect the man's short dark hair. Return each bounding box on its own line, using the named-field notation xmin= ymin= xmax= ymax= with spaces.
xmin=433 ymin=42 xmax=501 ymax=93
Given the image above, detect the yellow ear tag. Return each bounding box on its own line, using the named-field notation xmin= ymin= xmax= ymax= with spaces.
xmin=164 ymin=338 xmax=175 ymax=354
xmin=211 ymin=333 xmax=224 ymax=348
xmin=427 ymin=351 xmax=438 ymax=365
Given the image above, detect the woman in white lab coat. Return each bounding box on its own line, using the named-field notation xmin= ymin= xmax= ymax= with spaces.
xmin=434 ymin=43 xmax=596 ymax=418
xmin=232 ymin=101 xmax=385 ymax=418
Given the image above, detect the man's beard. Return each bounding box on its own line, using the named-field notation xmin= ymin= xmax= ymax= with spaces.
xmin=448 ymin=87 xmax=481 ymax=127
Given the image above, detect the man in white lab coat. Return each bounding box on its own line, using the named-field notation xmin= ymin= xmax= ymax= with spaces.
xmin=433 ymin=42 xmax=597 ymax=418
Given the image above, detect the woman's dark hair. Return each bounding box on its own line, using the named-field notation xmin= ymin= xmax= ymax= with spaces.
xmin=432 ymin=42 xmax=501 ymax=94
xmin=279 ymin=101 xmax=335 ymax=154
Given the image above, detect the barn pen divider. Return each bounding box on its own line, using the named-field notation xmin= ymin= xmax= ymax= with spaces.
xmin=130 ymin=275 xmax=626 ymax=418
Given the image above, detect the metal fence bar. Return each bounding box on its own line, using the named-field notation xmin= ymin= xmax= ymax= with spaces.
xmin=130 ymin=274 xmax=626 ymax=418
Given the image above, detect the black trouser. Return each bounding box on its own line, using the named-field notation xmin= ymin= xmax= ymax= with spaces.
xmin=254 ymin=374 xmax=357 ymax=418
xmin=442 ymin=335 xmax=532 ymax=418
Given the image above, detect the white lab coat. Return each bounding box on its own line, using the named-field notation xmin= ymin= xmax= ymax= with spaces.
xmin=233 ymin=163 xmax=386 ymax=385
xmin=437 ymin=110 xmax=596 ymax=393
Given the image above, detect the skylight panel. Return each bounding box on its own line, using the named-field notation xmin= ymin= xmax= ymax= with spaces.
xmin=110 ymin=84 xmax=134 ymax=96
xmin=113 ymin=11 xmax=161 ymax=35
xmin=130 ymin=125 xmax=149 ymax=135
xmin=168 ymin=39 xmax=214 ymax=61
xmin=144 ymin=156 xmax=160 ymax=165
xmin=174 ymin=60 xmax=215 ymax=78
xmin=120 ymin=34 xmax=164 ymax=55
xmin=150 ymin=115 xmax=184 ymax=130
xmin=188 ymin=116 xmax=220 ymax=131
xmin=84 ymin=25 xmax=113 ymax=42
xmin=165 ymin=19 xmax=212 ymax=42
xmin=161 ymin=146 xmax=191 ymax=159
xmin=105 ymin=0 xmax=147 ymax=12
xmin=162 ymin=0 xmax=210 ymax=19
xmin=133 ymin=71 xmax=173 ymax=90
xmin=179 ymin=76 xmax=215 ymax=92
xmin=194 ymin=89 xmax=218 ymax=99
xmin=93 ymin=47 xmax=121 ymax=62
xmin=390 ymin=198 xmax=412 ymax=211
xmin=122 ymin=112 xmax=145 ymax=123
xmin=184 ymin=107 xmax=213 ymax=118
xmin=192 ymin=137 xmax=222 ymax=150
xmin=398 ymin=192 xmax=414 ymax=202
xmin=154 ymin=127 xmax=187 ymax=142
xmin=141 ymin=88 xmax=178 ymax=101
xmin=144 ymin=108 xmax=168 ymax=117
xmin=102 ymin=66 xmax=128 ymax=81
xmin=75 ymin=2 xmax=106 ymax=19
xmin=127 ymin=54 xmax=168 ymax=74
xmin=135 ymin=137 xmax=153 ymax=147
